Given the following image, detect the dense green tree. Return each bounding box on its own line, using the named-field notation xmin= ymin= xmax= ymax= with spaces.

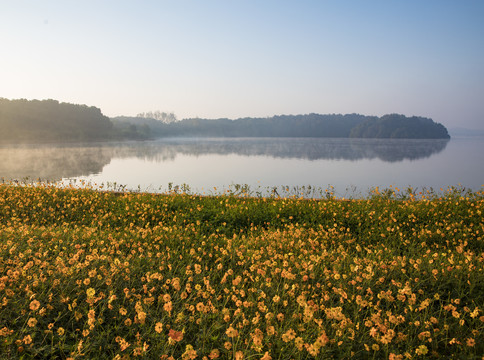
xmin=0 ymin=98 xmax=115 ymax=143
xmin=112 ymin=113 xmax=449 ymax=139
xmin=349 ymin=114 xmax=450 ymax=139
xmin=0 ymin=98 xmax=450 ymax=142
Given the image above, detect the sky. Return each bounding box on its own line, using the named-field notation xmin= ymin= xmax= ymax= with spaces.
xmin=1 ymin=1 xmax=483 ymax=129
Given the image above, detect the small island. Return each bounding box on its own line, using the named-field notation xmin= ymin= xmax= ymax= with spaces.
xmin=114 ymin=113 xmax=450 ymax=139
xmin=0 ymin=98 xmax=450 ymax=143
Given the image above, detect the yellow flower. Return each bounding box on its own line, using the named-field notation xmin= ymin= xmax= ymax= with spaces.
xmin=260 ymin=352 xmax=272 ymax=360
xmin=23 ymin=335 xmax=33 ymax=345
xmin=470 ymin=308 xmax=479 ymax=318
xmin=155 ymin=322 xmax=163 ymax=333
xmin=168 ymin=329 xmax=183 ymax=343
xmin=226 ymin=326 xmax=239 ymax=338
xmin=181 ymin=344 xmax=197 ymax=360
xmin=282 ymin=329 xmax=296 ymax=342
xmin=266 ymin=325 xmax=276 ymax=336
xmin=27 ymin=318 xmax=37 ymax=327
xmin=209 ymin=349 xmax=220 ymax=359
xmin=415 ymin=345 xmax=428 ymax=355
xmin=86 ymin=288 xmax=95 ymax=298
xmin=29 ymin=300 xmax=40 ymax=311
xmin=164 ymin=301 xmax=173 ymax=314
xmin=57 ymin=327 xmax=65 ymax=336
xmin=118 ymin=338 xmax=130 ymax=351
xmin=196 ymin=302 xmax=205 ymax=312
xmin=136 ymin=308 xmax=146 ymax=324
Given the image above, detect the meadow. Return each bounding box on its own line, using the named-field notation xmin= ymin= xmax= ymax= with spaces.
xmin=0 ymin=183 xmax=483 ymax=359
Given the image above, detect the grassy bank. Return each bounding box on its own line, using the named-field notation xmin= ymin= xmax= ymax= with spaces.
xmin=0 ymin=184 xmax=483 ymax=359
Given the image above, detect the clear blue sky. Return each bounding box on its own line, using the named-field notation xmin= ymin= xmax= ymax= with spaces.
xmin=1 ymin=0 xmax=483 ymax=129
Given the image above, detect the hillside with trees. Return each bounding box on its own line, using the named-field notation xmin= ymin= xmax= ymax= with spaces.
xmin=0 ymin=98 xmax=450 ymax=142
xmin=112 ymin=113 xmax=450 ymax=139
xmin=0 ymin=98 xmax=116 ymax=143
xmin=349 ymin=114 xmax=450 ymax=139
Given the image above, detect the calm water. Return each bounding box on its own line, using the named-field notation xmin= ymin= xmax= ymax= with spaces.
xmin=1 ymin=137 xmax=483 ymax=197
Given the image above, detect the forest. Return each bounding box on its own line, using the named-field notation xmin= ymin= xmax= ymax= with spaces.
xmin=349 ymin=114 xmax=450 ymax=139
xmin=0 ymin=98 xmax=115 ymax=143
xmin=0 ymin=98 xmax=450 ymax=143
xmin=112 ymin=113 xmax=450 ymax=139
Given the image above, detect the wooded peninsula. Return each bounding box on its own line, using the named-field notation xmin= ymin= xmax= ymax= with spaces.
xmin=0 ymin=98 xmax=450 ymax=143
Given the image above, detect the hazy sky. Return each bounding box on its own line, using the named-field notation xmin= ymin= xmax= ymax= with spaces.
xmin=2 ymin=1 xmax=483 ymax=129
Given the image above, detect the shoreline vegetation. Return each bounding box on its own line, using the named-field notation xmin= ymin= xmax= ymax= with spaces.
xmin=0 ymin=182 xmax=482 ymax=359
xmin=0 ymin=98 xmax=450 ymax=144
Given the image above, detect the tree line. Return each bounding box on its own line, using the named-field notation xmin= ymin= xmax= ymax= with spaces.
xmin=349 ymin=114 xmax=450 ymax=139
xmin=0 ymin=98 xmax=450 ymax=143
xmin=0 ymin=98 xmax=114 ymax=143
xmin=112 ymin=113 xmax=450 ymax=139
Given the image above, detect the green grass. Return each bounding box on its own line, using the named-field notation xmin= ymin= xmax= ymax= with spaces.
xmin=0 ymin=183 xmax=483 ymax=359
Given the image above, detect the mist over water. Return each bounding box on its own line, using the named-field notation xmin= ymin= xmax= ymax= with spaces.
xmin=1 ymin=137 xmax=482 ymax=197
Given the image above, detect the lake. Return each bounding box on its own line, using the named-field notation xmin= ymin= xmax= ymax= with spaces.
xmin=1 ymin=137 xmax=483 ymax=198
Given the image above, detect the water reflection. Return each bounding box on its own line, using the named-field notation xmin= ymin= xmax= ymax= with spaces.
xmin=153 ymin=138 xmax=449 ymax=162
xmin=0 ymin=144 xmax=111 ymax=181
xmin=0 ymin=138 xmax=449 ymax=181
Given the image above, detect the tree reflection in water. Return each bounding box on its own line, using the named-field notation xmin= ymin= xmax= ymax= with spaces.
xmin=0 ymin=138 xmax=449 ymax=182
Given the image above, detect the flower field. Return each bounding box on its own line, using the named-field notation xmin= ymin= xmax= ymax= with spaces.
xmin=0 ymin=184 xmax=483 ymax=359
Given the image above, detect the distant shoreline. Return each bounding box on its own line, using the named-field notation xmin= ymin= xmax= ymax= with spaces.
xmin=1 ymin=98 xmax=451 ymax=142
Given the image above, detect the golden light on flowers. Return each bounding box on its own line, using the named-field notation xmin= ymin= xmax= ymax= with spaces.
xmin=0 ymin=183 xmax=483 ymax=358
